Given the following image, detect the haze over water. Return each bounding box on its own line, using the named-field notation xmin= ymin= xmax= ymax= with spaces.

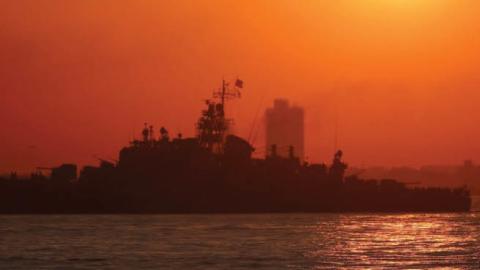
xmin=0 ymin=197 xmax=478 ymax=269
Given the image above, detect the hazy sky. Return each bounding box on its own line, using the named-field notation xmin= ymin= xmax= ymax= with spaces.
xmin=2 ymin=0 xmax=480 ymax=173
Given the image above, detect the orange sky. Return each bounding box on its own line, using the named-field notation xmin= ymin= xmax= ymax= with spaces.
xmin=2 ymin=0 xmax=480 ymax=173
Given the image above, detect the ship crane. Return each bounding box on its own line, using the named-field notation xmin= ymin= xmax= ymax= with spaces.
xmin=92 ymin=155 xmax=118 ymax=167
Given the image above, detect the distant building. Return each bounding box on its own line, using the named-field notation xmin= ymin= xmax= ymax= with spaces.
xmin=265 ymin=99 xmax=304 ymax=161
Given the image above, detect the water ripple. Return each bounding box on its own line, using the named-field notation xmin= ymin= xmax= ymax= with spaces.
xmin=0 ymin=210 xmax=479 ymax=269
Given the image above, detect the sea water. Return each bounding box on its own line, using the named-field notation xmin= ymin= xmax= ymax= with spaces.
xmin=0 ymin=197 xmax=479 ymax=269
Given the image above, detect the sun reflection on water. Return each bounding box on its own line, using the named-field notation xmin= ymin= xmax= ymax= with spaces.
xmin=307 ymin=213 xmax=480 ymax=269
xmin=0 ymin=213 xmax=478 ymax=269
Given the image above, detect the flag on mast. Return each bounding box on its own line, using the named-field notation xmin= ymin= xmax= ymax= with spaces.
xmin=235 ymin=78 xmax=244 ymax=89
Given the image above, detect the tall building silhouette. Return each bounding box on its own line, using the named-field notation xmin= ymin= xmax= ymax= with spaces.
xmin=265 ymin=99 xmax=304 ymax=161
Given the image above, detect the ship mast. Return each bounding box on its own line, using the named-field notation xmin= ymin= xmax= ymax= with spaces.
xmin=197 ymin=78 xmax=243 ymax=153
xmin=221 ymin=79 xmax=226 ymax=111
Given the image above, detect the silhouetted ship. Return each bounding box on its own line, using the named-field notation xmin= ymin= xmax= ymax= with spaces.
xmin=0 ymin=80 xmax=471 ymax=213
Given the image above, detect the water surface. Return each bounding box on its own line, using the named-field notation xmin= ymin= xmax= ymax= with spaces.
xmin=0 ymin=198 xmax=479 ymax=269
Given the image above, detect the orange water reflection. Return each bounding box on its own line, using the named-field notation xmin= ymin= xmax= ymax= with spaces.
xmin=307 ymin=213 xmax=479 ymax=269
